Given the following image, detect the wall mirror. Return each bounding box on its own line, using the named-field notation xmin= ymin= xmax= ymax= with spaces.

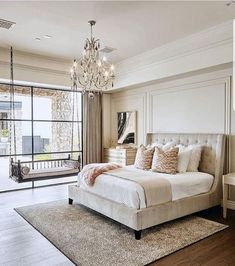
xmin=117 ymin=111 xmax=136 ymax=144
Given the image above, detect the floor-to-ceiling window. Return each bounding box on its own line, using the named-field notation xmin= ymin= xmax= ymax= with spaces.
xmin=0 ymin=83 xmax=82 ymax=192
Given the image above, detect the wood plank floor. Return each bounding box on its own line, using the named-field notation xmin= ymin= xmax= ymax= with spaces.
xmin=153 ymin=207 xmax=235 ymax=266
xmin=0 ymin=185 xmax=234 ymax=266
xmin=0 ymin=185 xmax=74 ymax=266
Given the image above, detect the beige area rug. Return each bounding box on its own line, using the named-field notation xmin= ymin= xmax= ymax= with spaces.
xmin=15 ymin=200 xmax=228 ymax=266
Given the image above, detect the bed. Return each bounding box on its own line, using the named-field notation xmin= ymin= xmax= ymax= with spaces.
xmin=68 ymin=133 xmax=225 ymax=239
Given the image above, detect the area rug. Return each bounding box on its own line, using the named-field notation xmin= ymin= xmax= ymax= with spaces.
xmin=15 ymin=200 xmax=228 ymax=266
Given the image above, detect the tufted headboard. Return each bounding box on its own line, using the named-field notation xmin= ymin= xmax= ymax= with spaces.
xmin=146 ymin=133 xmax=226 ymax=194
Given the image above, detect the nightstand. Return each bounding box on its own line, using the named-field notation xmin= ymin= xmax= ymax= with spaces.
xmin=223 ymin=173 xmax=235 ymax=219
xmin=103 ymin=148 xmax=137 ymax=166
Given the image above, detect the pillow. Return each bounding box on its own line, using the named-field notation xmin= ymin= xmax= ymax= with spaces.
xmin=63 ymin=160 xmax=80 ymax=169
xmin=151 ymin=147 xmax=179 ymax=174
xmin=21 ymin=166 xmax=30 ymax=176
xmin=151 ymin=143 xmax=178 ymax=171
xmin=163 ymin=141 xmax=177 ymax=150
xmin=187 ymin=145 xmax=202 ymax=172
xmin=177 ymin=146 xmax=192 ymax=173
xmin=148 ymin=141 xmax=176 ymax=150
xmin=198 ymin=146 xmax=214 ymax=175
xmin=134 ymin=145 xmax=154 ymax=170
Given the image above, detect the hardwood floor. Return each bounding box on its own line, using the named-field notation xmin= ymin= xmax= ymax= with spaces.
xmin=0 ymin=185 xmax=74 ymax=266
xmin=0 ymin=185 xmax=234 ymax=266
xmin=152 ymin=207 xmax=235 ymax=266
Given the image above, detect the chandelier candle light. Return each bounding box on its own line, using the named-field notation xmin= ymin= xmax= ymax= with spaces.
xmin=70 ymin=20 xmax=115 ymax=98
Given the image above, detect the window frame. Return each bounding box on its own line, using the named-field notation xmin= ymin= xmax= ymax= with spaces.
xmin=0 ymin=82 xmax=83 ymax=163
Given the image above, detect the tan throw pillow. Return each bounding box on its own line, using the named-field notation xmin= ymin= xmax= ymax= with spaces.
xmin=134 ymin=145 xmax=154 ymax=170
xmin=152 ymin=147 xmax=179 ymax=174
xmin=198 ymin=146 xmax=215 ymax=175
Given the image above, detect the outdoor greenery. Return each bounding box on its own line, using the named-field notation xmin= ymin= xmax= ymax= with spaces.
xmin=1 ymin=129 xmax=9 ymax=138
xmin=34 ymin=154 xmax=52 ymax=160
xmin=34 ymin=144 xmax=52 ymax=160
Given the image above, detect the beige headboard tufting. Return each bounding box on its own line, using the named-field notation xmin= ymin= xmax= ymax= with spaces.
xmin=146 ymin=133 xmax=225 ymax=193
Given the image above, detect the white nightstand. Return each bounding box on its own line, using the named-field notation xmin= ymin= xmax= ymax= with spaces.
xmin=223 ymin=173 xmax=235 ymax=219
xmin=103 ymin=148 xmax=137 ymax=166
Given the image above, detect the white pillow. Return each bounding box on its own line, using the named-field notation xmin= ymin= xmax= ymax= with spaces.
xmin=163 ymin=141 xmax=177 ymax=150
xmin=149 ymin=141 xmax=176 ymax=150
xmin=177 ymin=146 xmax=192 ymax=173
xmin=187 ymin=145 xmax=202 ymax=172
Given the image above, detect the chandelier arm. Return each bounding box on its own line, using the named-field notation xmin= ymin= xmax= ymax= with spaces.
xmin=94 ymin=79 xmax=109 ymax=90
xmin=77 ymin=77 xmax=89 ymax=88
xmin=70 ymin=20 xmax=114 ymax=93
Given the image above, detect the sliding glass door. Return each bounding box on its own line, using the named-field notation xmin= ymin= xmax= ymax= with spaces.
xmin=0 ymin=83 xmax=82 ymax=192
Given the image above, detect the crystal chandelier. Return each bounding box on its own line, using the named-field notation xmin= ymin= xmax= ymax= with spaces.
xmin=70 ymin=20 xmax=115 ymax=97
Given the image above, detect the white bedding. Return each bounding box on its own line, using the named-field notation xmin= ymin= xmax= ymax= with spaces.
xmin=78 ymin=166 xmax=214 ymax=209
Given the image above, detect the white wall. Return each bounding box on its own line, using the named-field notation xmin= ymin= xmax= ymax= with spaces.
xmin=104 ymin=66 xmax=235 ymax=201
xmin=108 ymin=67 xmax=231 ymax=146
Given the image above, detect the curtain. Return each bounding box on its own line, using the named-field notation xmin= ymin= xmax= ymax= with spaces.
xmin=82 ymin=93 xmax=102 ymax=165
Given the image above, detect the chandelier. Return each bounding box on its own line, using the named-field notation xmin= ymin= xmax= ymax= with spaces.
xmin=70 ymin=20 xmax=115 ymax=97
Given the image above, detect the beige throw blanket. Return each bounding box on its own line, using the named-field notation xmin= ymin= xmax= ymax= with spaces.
xmin=103 ymin=168 xmax=172 ymax=208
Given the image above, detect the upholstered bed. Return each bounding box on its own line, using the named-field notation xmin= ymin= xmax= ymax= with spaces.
xmin=68 ymin=133 xmax=225 ymax=239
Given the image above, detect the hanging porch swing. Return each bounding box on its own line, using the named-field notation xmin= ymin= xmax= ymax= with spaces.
xmin=9 ymin=47 xmax=81 ymax=184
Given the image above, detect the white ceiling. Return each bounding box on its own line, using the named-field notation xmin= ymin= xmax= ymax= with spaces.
xmin=0 ymin=1 xmax=234 ymax=63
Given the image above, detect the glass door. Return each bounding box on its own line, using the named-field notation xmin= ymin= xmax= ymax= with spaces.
xmin=0 ymin=83 xmax=82 ymax=192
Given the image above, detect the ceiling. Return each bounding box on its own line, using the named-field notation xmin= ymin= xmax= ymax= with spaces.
xmin=0 ymin=1 xmax=234 ymax=63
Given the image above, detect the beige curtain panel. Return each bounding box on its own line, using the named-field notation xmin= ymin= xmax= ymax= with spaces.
xmin=83 ymin=93 xmax=102 ymax=165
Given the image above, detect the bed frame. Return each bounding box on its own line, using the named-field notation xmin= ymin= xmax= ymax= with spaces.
xmin=68 ymin=133 xmax=225 ymax=240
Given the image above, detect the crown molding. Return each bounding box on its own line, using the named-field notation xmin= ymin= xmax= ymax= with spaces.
xmin=113 ymin=20 xmax=233 ymax=90
xmin=0 ymin=20 xmax=233 ymax=90
xmin=0 ymin=47 xmax=71 ymax=74
xmin=0 ymin=47 xmax=71 ymax=86
xmin=0 ymin=61 xmax=69 ymax=76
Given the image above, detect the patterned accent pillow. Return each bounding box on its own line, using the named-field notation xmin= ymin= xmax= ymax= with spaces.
xmin=134 ymin=145 xmax=154 ymax=170
xmin=152 ymin=147 xmax=179 ymax=174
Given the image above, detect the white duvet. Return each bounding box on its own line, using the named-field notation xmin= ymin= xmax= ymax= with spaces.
xmin=78 ymin=165 xmax=214 ymax=209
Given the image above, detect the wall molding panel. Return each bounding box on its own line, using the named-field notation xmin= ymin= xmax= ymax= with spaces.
xmin=108 ymin=67 xmax=235 ymax=199
xmin=109 ymin=92 xmax=146 ymax=147
xmin=110 ymin=68 xmax=232 ymax=143
xmin=148 ymin=77 xmax=231 ymax=134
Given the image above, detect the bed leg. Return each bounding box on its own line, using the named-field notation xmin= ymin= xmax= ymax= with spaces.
xmin=134 ymin=230 xmax=141 ymax=240
xmin=68 ymin=198 xmax=73 ymax=205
